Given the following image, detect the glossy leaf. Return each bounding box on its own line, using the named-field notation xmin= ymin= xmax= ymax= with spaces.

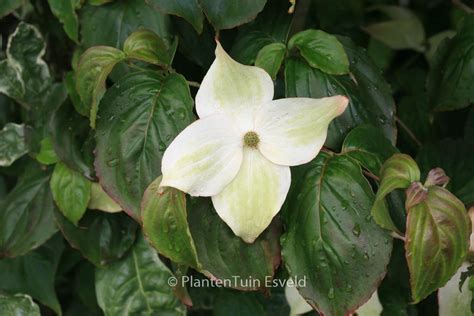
xmin=427 ymin=15 xmax=474 ymax=111
xmin=0 ymin=294 xmax=40 ymax=316
xmin=50 ymin=101 xmax=95 ymax=180
xmin=95 ymin=71 xmax=194 ymax=220
xmin=438 ymin=263 xmax=472 ymax=316
xmin=288 ymin=29 xmax=350 ymax=75
xmin=198 ymin=0 xmax=266 ymax=30
xmin=230 ymin=0 xmax=293 ymax=65
xmin=0 ymin=123 xmax=27 ymax=167
xmin=88 ymin=182 xmax=122 ymax=213
xmin=0 ymin=235 xmax=64 ymax=314
xmin=75 ymin=46 xmax=126 ymax=127
xmin=0 ymin=164 xmax=57 ymax=258
xmin=0 ymin=23 xmax=51 ymax=107
xmin=281 ymin=152 xmax=392 ymax=316
xmin=141 ymin=177 xmax=199 ymax=269
xmin=371 ymin=154 xmax=420 ymax=232
xmin=51 ymin=162 xmax=92 ymax=225
xmin=341 ymin=124 xmax=398 ymax=176
xmin=55 ymin=210 xmax=138 ymax=267
xmin=146 ymin=0 xmax=204 ymax=33
xmin=80 ymin=0 xmax=171 ymax=49
xmin=95 ymin=234 xmax=185 ymax=315
xmin=255 ymin=42 xmax=286 ymax=79
xmin=187 ymin=198 xmax=281 ymax=290
xmin=285 ymin=37 xmax=396 ymax=149
xmin=406 ymin=186 xmax=470 ymax=302
xmin=47 ymin=0 xmax=79 ymax=42
xmin=123 ymin=29 xmax=172 ymax=66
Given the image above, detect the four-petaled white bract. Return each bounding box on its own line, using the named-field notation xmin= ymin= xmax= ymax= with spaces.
xmin=160 ymin=42 xmax=348 ymax=243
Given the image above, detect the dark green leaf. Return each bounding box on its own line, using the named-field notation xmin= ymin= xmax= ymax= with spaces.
xmin=75 ymin=46 xmax=126 ymax=127
xmin=417 ymin=139 xmax=474 ymax=206
xmin=95 ymin=234 xmax=185 ymax=315
xmin=341 ymin=124 xmax=398 ymax=176
xmin=123 ymin=29 xmax=172 ymax=66
xmin=146 ymin=0 xmax=204 ymax=33
xmin=288 ymin=29 xmax=350 ymax=75
xmin=371 ymin=154 xmax=420 ymax=232
xmin=0 ymin=163 xmax=57 ymax=258
xmin=73 ymin=262 xmax=101 ymax=313
xmin=187 ymin=198 xmax=281 ymax=290
xmin=55 ymin=210 xmax=138 ymax=267
xmin=230 ymin=0 xmax=293 ymax=65
xmin=80 ymin=0 xmax=171 ymax=49
xmin=50 ymin=101 xmax=95 ymax=180
xmin=213 ymin=290 xmax=265 ymax=316
xmin=142 ymin=177 xmax=199 ymax=269
xmin=425 ymin=30 xmax=456 ymax=65
xmin=406 ymin=185 xmax=470 ymax=302
xmin=255 ymin=43 xmax=286 ymax=79
xmin=64 ymin=71 xmax=88 ymax=117
xmin=0 ymin=123 xmax=27 ymax=167
xmin=198 ymin=0 xmax=266 ymax=30
xmin=95 ymin=71 xmax=194 ymax=220
xmin=0 ymin=0 xmax=22 ymax=18
xmin=0 ymin=23 xmax=51 ymax=108
xmin=312 ymin=0 xmax=364 ymax=38
xmin=285 ymin=37 xmax=396 ymax=148
xmin=47 ymin=0 xmax=79 ymax=42
xmin=281 ymin=152 xmax=392 ymax=315
xmin=51 ymin=162 xmax=91 ymax=225
xmin=427 ymin=15 xmax=474 ymax=111
xmin=0 ymin=235 xmax=64 ymax=314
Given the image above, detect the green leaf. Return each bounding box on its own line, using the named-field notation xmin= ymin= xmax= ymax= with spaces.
xmin=123 ymin=29 xmax=172 ymax=66
xmin=55 ymin=210 xmax=138 ymax=267
xmin=341 ymin=124 xmax=398 ymax=176
xmin=95 ymin=234 xmax=185 ymax=315
xmin=88 ymin=182 xmax=122 ymax=213
xmin=438 ymin=263 xmax=472 ymax=315
xmin=64 ymin=71 xmax=88 ymax=116
xmin=417 ymin=139 xmax=474 ymax=206
xmin=213 ymin=290 xmax=265 ymax=316
xmin=285 ymin=37 xmax=396 ymax=148
xmin=80 ymin=0 xmax=171 ymax=49
xmin=88 ymin=0 xmax=113 ymax=5
xmin=230 ymin=0 xmax=293 ymax=65
xmin=255 ymin=43 xmax=286 ymax=79
xmin=288 ymin=29 xmax=350 ymax=75
xmin=427 ymin=15 xmax=474 ymax=111
xmin=425 ymin=30 xmax=456 ymax=65
xmin=47 ymin=0 xmax=79 ymax=42
xmin=363 ymin=6 xmax=425 ymax=51
xmin=141 ymin=177 xmax=199 ymax=269
xmin=281 ymin=152 xmax=392 ymax=316
xmin=0 ymin=294 xmax=40 ymax=316
xmin=198 ymin=0 xmax=266 ymax=30
xmin=0 ymin=0 xmax=22 ymax=18
xmin=187 ymin=198 xmax=281 ymax=290
xmin=95 ymin=71 xmax=195 ymax=220
xmin=0 ymin=123 xmax=28 ymax=167
xmin=406 ymin=185 xmax=470 ymax=302
xmin=75 ymin=46 xmax=126 ymax=128
xmin=371 ymin=154 xmax=420 ymax=232
xmin=36 ymin=137 xmax=59 ymax=165
xmin=51 ymin=162 xmax=91 ymax=225
xmin=0 ymin=163 xmax=57 ymax=258
xmin=146 ymin=0 xmax=204 ymax=33
xmin=0 ymin=235 xmax=64 ymax=314
xmin=0 ymin=23 xmax=51 ymax=107
xmin=50 ymin=101 xmax=95 ymax=180
xmin=312 ymin=0 xmax=364 ymax=37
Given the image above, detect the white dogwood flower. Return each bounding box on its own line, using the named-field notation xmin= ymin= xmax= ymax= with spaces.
xmin=160 ymin=42 xmax=348 ymax=243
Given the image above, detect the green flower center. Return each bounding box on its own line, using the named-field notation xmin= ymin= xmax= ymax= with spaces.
xmin=244 ymin=131 xmax=260 ymax=148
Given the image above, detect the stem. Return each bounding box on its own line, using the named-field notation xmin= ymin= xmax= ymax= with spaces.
xmin=187 ymin=81 xmax=201 ymax=88
xmin=363 ymin=170 xmax=380 ymax=182
xmin=452 ymin=0 xmax=474 ymax=13
xmin=395 ymin=116 xmax=422 ymax=148
xmin=391 ymin=231 xmax=406 ymax=242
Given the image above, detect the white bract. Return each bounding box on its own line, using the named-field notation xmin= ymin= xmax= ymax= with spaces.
xmin=161 ymin=42 xmax=348 ymax=243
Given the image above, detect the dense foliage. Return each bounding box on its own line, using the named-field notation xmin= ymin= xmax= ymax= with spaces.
xmin=0 ymin=0 xmax=473 ymax=315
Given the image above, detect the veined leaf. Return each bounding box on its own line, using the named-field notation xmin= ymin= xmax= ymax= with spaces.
xmin=123 ymin=29 xmax=172 ymax=66
xmin=198 ymin=0 xmax=266 ymax=30
xmin=0 ymin=123 xmax=28 ymax=167
xmin=0 ymin=294 xmax=40 ymax=316
xmin=88 ymin=182 xmax=122 ymax=213
xmin=146 ymin=0 xmax=204 ymax=33
xmin=255 ymin=42 xmax=286 ymax=79
xmin=47 ymin=0 xmax=79 ymax=42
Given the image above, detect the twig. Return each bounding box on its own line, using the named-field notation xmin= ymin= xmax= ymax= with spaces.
xmin=452 ymin=0 xmax=474 ymax=13
xmin=187 ymin=81 xmax=201 ymax=88
xmin=395 ymin=116 xmax=422 ymax=148
xmin=363 ymin=170 xmax=380 ymax=182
